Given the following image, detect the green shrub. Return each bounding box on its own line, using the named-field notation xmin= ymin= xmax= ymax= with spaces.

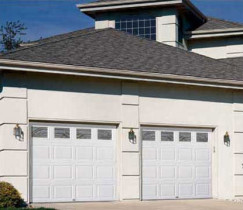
xmin=0 ymin=181 xmax=25 ymax=208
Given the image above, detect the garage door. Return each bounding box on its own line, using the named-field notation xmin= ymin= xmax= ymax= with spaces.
xmin=31 ymin=123 xmax=117 ymax=202
xmin=142 ymin=127 xmax=212 ymax=200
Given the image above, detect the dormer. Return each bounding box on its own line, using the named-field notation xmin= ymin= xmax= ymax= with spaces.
xmin=77 ymin=0 xmax=207 ymax=48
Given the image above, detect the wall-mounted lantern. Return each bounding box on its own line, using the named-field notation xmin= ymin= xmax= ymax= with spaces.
xmin=224 ymin=132 xmax=230 ymax=146
xmin=13 ymin=124 xmax=23 ymax=141
xmin=128 ymin=128 xmax=136 ymax=144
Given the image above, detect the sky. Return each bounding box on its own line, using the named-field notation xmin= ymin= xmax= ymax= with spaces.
xmin=0 ymin=0 xmax=243 ymax=41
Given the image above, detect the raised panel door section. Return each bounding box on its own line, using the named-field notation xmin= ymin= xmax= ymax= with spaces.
xmin=142 ymin=127 xmax=212 ymax=200
xmin=31 ymin=123 xmax=117 ymax=202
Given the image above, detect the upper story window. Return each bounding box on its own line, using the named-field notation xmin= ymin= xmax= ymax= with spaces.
xmin=115 ymin=16 xmax=156 ymax=40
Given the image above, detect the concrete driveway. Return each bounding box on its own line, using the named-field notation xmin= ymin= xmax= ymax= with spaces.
xmin=33 ymin=199 xmax=243 ymax=210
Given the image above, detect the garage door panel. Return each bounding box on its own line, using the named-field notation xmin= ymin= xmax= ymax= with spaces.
xmin=31 ymin=124 xmax=117 ymax=202
xmin=143 ymin=148 xmax=158 ymax=161
xmin=76 ymin=185 xmax=94 ymax=200
xmin=195 ymin=166 xmax=211 ymax=179
xmin=33 ymin=165 xmax=50 ymax=179
xmin=143 ymin=166 xmax=158 ymax=179
xmin=96 ymin=166 xmax=115 ymax=179
xmin=97 ymin=185 xmax=115 ymax=199
xmin=33 ymin=146 xmax=50 ymax=160
xmin=195 ymin=183 xmax=211 ymax=197
xmin=178 ymin=166 xmax=193 ymax=179
xmin=53 ymin=146 xmax=73 ymax=160
xmin=160 ymin=183 xmax=176 ymax=198
xmin=53 ymin=166 xmax=72 ymax=179
xmin=32 ymin=186 xmax=51 ymax=199
xmin=161 ymin=148 xmax=176 ymax=161
xmin=160 ymin=166 xmax=176 ymax=179
xmin=76 ymin=147 xmax=93 ymax=161
xmin=142 ymin=127 xmax=212 ymax=200
xmin=178 ymin=183 xmax=194 ymax=198
xmin=142 ymin=184 xmax=158 ymax=198
xmin=53 ymin=186 xmax=73 ymax=199
xmin=76 ymin=166 xmax=94 ymax=179
xmin=96 ymin=148 xmax=114 ymax=161
xmin=178 ymin=148 xmax=193 ymax=161
xmin=195 ymin=149 xmax=211 ymax=161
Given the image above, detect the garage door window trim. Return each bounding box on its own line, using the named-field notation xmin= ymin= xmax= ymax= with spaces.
xmin=179 ymin=132 xmax=191 ymax=142
xmin=142 ymin=130 xmax=155 ymax=141
xmin=31 ymin=126 xmax=49 ymax=139
xmin=161 ymin=131 xmax=174 ymax=142
xmin=98 ymin=129 xmax=112 ymax=140
xmin=76 ymin=128 xmax=92 ymax=140
xmin=54 ymin=127 xmax=70 ymax=139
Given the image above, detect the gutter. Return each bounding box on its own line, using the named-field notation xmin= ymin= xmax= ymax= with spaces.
xmin=0 ymin=59 xmax=243 ymax=90
xmin=186 ymin=28 xmax=243 ymax=39
xmin=78 ymin=0 xmax=183 ymax=13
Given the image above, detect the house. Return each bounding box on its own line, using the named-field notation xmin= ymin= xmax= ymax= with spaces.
xmin=0 ymin=0 xmax=243 ymax=203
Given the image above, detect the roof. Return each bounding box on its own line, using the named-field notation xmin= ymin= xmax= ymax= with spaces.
xmin=193 ymin=17 xmax=243 ymax=32
xmin=78 ymin=0 xmax=207 ymax=22
xmin=220 ymin=57 xmax=243 ymax=69
xmin=1 ymin=28 xmax=243 ymax=82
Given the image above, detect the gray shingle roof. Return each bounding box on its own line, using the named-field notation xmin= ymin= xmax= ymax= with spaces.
xmin=193 ymin=17 xmax=243 ymax=31
xmin=1 ymin=28 xmax=243 ymax=81
xmin=220 ymin=57 xmax=243 ymax=69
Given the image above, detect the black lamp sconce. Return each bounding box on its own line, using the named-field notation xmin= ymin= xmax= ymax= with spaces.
xmin=224 ymin=131 xmax=230 ymax=147
xmin=128 ymin=128 xmax=136 ymax=144
xmin=13 ymin=124 xmax=24 ymax=141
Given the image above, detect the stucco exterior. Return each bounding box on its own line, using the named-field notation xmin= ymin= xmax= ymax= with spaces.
xmin=0 ymin=71 xmax=243 ymax=202
xmin=188 ymin=37 xmax=243 ymax=59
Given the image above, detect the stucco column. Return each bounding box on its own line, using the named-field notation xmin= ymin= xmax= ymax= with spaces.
xmin=156 ymin=14 xmax=179 ymax=47
xmin=233 ymin=91 xmax=243 ymax=199
xmin=95 ymin=20 xmax=115 ymax=29
xmin=121 ymin=82 xmax=140 ymax=200
xmin=0 ymin=71 xmax=28 ymax=201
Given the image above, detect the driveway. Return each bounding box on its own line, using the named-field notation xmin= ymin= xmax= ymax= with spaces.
xmin=33 ymin=199 xmax=243 ymax=210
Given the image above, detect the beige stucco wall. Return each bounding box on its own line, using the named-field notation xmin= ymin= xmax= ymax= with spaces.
xmin=188 ymin=37 xmax=243 ymax=59
xmin=0 ymin=71 xmax=243 ymax=202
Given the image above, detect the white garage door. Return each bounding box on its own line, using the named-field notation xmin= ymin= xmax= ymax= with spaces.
xmin=142 ymin=127 xmax=212 ymax=200
xmin=31 ymin=123 xmax=117 ymax=202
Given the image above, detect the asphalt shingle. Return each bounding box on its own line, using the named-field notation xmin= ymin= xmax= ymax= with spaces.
xmin=220 ymin=57 xmax=243 ymax=69
xmin=193 ymin=17 xmax=243 ymax=31
xmin=1 ymin=28 xmax=242 ymax=82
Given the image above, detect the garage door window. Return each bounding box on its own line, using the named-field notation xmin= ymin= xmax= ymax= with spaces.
xmin=197 ymin=133 xmax=208 ymax=142
xmin=142 ymin=131 xmax=155 ymax=141
xmin=32 ymin=126 xmax=48 ymax=138
xmin=98 ymin=129 xmax=112 ymax=140
xmin=54 ymin=127 xmax=70 ymax=139
xmin=76 ymin=128 xmax=91 ymax=139
xmin=179 ymin=132 xmax=191 ymax=142
xmin=161 ymin=131 xmax=174 ymax=141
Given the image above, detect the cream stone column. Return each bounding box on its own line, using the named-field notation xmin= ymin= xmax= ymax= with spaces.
xmin=156 ymin=14 xmax=179 ymax=47
xmin=0 ymin=71 xmax=28 ymax=201
xmin=95 ymin=20 xmax=115 ymax=29
xmin=121 ymin=82 xmax=140 ymax=199
xmin=233 ymin=91 xmax=243 ymax=199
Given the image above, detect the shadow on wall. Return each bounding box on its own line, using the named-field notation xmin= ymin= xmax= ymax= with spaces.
xmin=0 ymin=72 xmax=3 ymax=94
xmin=3 ymin=71 xmax=242 ymax=104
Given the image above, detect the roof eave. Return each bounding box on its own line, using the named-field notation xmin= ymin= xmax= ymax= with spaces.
xmin=1 ymin=59 xmax=243 ymax=90
xmin=186 ymin=29 xmax=243 ymax=40
xmin=77 ymin=0 xmax=206 ymax=22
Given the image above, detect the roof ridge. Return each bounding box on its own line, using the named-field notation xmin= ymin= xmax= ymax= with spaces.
xmin=1 ymin=27 xmax=107 ymax=57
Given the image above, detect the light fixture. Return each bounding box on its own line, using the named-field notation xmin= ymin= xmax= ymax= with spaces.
xmin=128 ymin=128 xmax=136 ymax=144
xmin=13 ymin=124 xmax=23 ymax=140
xmin=224 ymin=132 xmax=230 ymax=146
